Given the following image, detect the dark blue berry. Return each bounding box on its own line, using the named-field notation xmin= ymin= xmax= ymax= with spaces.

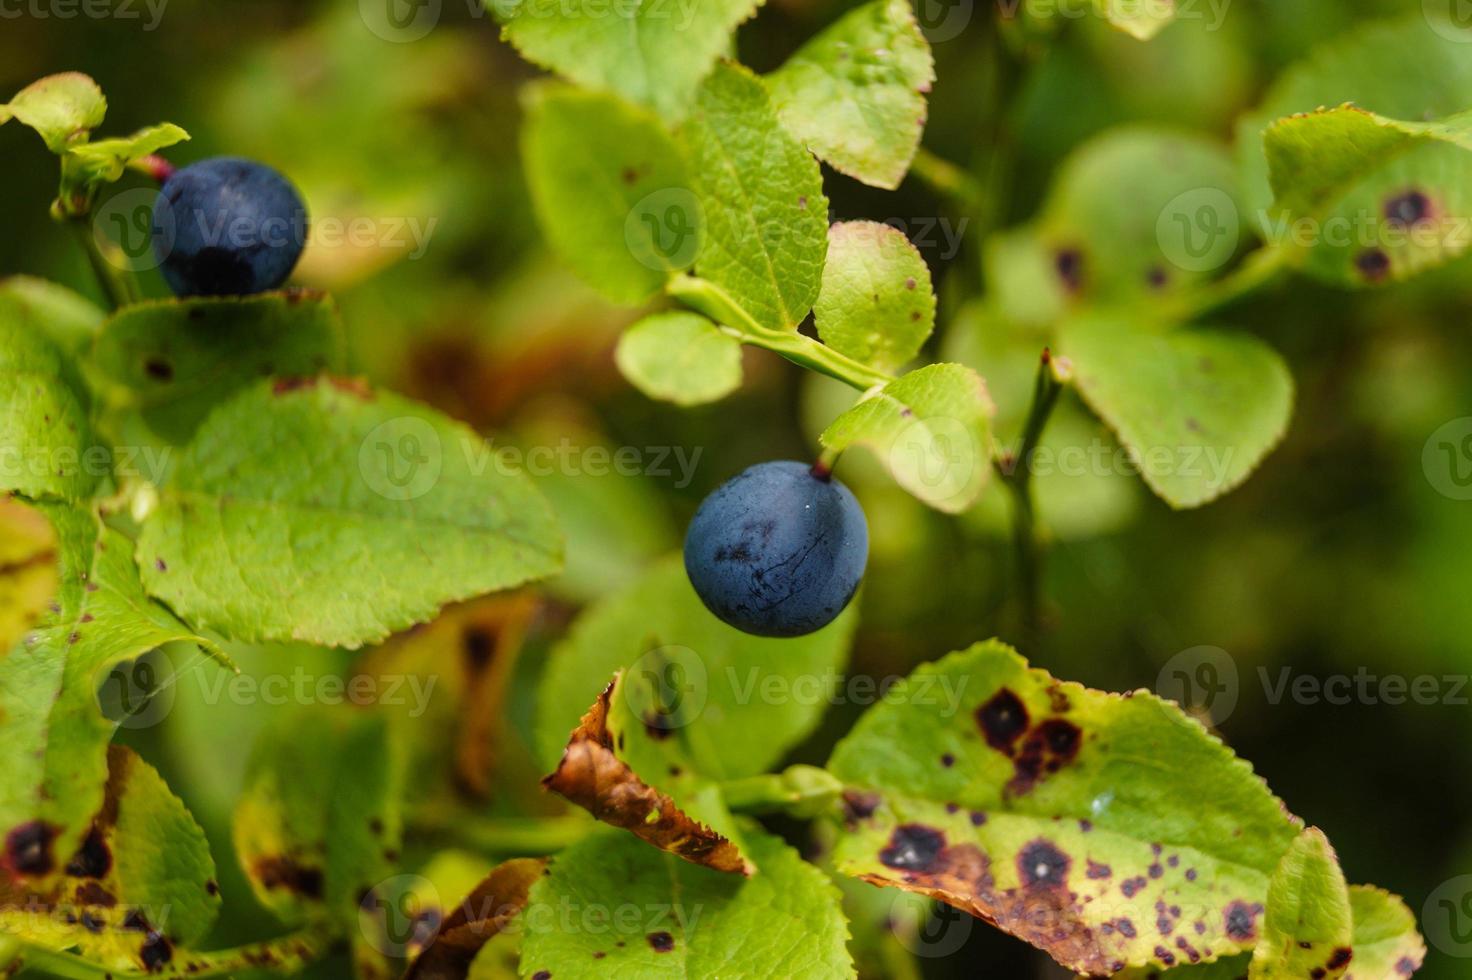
xmin=152 ymin=157 xmax=307 ymax=297
xmin=683 ymin=461 xmax=868 ymax=638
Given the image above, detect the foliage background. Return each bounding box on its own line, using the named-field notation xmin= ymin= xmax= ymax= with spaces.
xmin=2 ymin=0 xmax=1469 ymax=976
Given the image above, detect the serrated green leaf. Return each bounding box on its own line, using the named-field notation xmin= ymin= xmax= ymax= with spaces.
xmin=135 ymin=376 xmax=563 ymax=649
xmin=91 ymin=291 xmax=346 ymax=444
xmin=535 ymin=555 xmax=855 ymax=780
xmin=820 ymin=363 xmax=994 ymax=514
xmin=992 ymin=128 xmax=1243 ymax=316
xmin=233 ymin=706 xmax=403 ymax=931
xmin=63 ymin=123 xmax=189 ymax=185
xmin=0 ymin=73 xmax=105 ymax=152
xmin=0 ymin=310 xmax=102 ymax=502
xmin=0 ymin=502 xmax=231 ymax=868
xmin=522 ymin=86 xmax=701 ymax=305
xmin=1249 ymin=828 xmax=1353 ymax=979
xmin=1343 ymin=885 xmax=1425 ymax=978
xmin=825 ymin=640 xmax=1303 ymax=975
xmin=519 ymin=826 xmax=853 ymax=978
xmin=682 ymin=62 xmax=829 ymax=332
xmin=1236 ymin=14 xmax=1472 ymax=229
xmin=0 ymin=746 xmax=220 ymax=973
xmin=815 ymin=221 xmax=935 ymax=373
xmin=766 ymin=0 xmax=933 ymax=190
xmin=1263 ymin=105 xmax=1472 ymax=286
xmin=494 ymin=0 xmax=764 ymax=120
xmin=615 ymin=312 xmax=742 ymax=406
xmin=1059 ymin=314 xmax=1293 ymax=508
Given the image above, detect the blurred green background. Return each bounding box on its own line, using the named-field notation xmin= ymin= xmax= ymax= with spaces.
xmin=3 ymin=0 xmax=1470 ymax=976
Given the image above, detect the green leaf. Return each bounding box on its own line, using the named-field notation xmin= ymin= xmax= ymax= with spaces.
xmin=494 ymin=0 xmax=764 ymax=120
xmin=135 ymin=376 xmax=563 ymax=649
xmin=819 ymin=363 xmax=995 ymax=514
xmin=521 ymin=85 xmax=701 ymax=305
xmin=535 ymin=555 xmax=856 ymax=780
xmin=62 ymin=123 xmax=189 ymax=185
xmin=0 ymin=310 xmax=102 ymax=502
xmin=1342 ymin=885 xmax=1425 ymax=978
xmin=1249 ymin=828 xmax=1353 ymax=979
xmin=520 ymin=826 xmax=853 ymax=978
xmin=766 ymin=0 xmax=934 ymax=190
xmin=1236 ymin=13 xmax=1472 ymax=228
xmin=682 ymin=62 xmax=829 ymax=333
xmin=1263 ymin=105 xmax=1472 ymax=286
xmin=615 ymin=311 xmax=742 ymax=406
xmin=1059 ymin=314 xmax=1293 ymax=508
xmin=0 ymin=746 xmax=220 ymax=973
xmin=0 ymin=73 xmax=106 ymax=152
xmin=993 ymin=128 xmax=1243 ymax=315
xmin=233 ymin=706 xmax=403 ymax=930
xmin=1096 ymin=0 xmax=1176 ymax=40
xmin=0 ymin=276 xmax=105 ymax=360
xmin=0 ymin=502 xmax=231 ymax=866
xmin=815 ymin=221 xmax=935 ymax=372
xmin=0 ymin=499 xmax=58 ymax=653
xmin=91 ymin=291 xmax=346 ymax=444
xmin=825 ymin=640 xmax=1303 ymax=975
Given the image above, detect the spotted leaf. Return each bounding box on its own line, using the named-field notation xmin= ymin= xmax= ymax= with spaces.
xmin=825 ymin=640 xmax=1304 ymax=975
xmin=519 ymin=826 xmax=852 ymax=978
xmin=0 ymin=746 xmax=219 ymax=974
xmin=402 ymin=857 xmax=546 ymax=980
xmin=814 ymin=221 xmax=936 ymax=373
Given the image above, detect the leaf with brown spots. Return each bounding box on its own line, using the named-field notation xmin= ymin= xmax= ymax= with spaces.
xmin=0 ymin=501 xmax=232 ymax=873
xmin=825 ymin=640 xmax=1305 ymax=975
xmin=1249 ymin=828 xmax=1353 ymax=979
xmin=402 ymin=857 xmax=546 ymax=980
xmin=543 ymin=674 xmax=752 ymax=875
xmin=0 ymin=746 xmax=219 ymax=973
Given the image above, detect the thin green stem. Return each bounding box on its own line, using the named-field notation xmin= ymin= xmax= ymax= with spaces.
xmin=11 ymin=925 xmax=334 ymax=979
xmin=1165 ymin=245 xmax=1291 ymax=322
xmin=412 ymin=811 xmax=595 ymax=856
xmin=668 ymin=275 xmax=893 ymax=392
xmin=909 ymin=148 xmax=985 ymax=213
xmin=994 ymin=349 xmax=1068 ymax=647
xmin=721 ymin=765 xmax=843 ymax=817
xmin=66 ymin=217 xmax=141 ymax=311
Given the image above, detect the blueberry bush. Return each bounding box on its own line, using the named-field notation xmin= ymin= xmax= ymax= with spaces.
xmin=1 ymin=2 xmax=1468 ymax=978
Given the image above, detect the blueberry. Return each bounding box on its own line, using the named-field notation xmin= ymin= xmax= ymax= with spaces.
xmin=683 ymin=461 xmax=868 ymax=638
xmin=152 ymin=157 xmax=307 ymax=297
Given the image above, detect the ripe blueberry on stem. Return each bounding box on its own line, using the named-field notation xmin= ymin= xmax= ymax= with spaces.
xmin=683 ymin=460 xmax=868 ymax=638
xmin=152 ymin=156 xmax=307 ymax=297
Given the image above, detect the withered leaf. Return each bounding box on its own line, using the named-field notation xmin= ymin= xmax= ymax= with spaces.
xmin=402 ymin=857 xmax=546 ymax=980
